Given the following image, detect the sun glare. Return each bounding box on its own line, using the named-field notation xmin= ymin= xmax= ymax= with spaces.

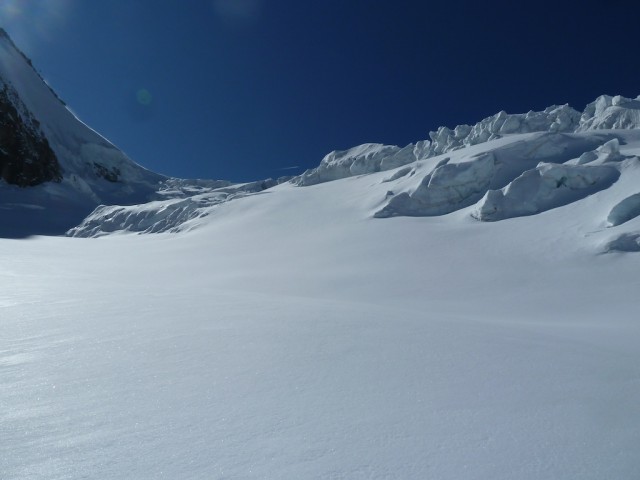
xmin=0 ymin=0 xmax=71 ymax=52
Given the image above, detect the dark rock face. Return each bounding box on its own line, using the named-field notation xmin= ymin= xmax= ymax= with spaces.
xmin=0 ymin=83 xmax=62 ymax=187
xmin=93 ymin=162 xmax=120 ymax=182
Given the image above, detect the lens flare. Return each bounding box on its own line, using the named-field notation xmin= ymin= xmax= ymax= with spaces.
xmin=136 ymin=89 xmax=153 ymax=106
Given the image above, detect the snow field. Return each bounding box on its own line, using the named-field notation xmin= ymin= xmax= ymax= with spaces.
xmin=2 ymin=171 xmax=640 ymax=478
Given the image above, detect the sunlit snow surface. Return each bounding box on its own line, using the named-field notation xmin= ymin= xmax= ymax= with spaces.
xmin=3 ymin=24 xmax=640 ymax=478
xmin=3 ymin=167 xmax=640 ymax=479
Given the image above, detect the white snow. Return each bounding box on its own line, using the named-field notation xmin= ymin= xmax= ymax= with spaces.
xmin=427 ymin=104 xmax=581 ymax=155
xmin=577 ymin=94 xmax=640 ymax=131
xmin=2 ymin=172 xmax=640 ymax=479
xmin=68 ymin=179 xmax=278 ymax=237
xmin=3 ymin=28 xmax=640 ymax=480
xmin=373 ymin=132 xmax=614 ymax=219
xmin=472 ymin=162 xmax=621 ymax=221
xmin=0 ymin=31 xmax=161 ymax=194
xmin=294 ymin=143 xmax=408 ymax=186
xmin=607 ymin=192 xmax=640 ymax=227
xmin=291 ymin=94 xmax=640 ymax=188
xmin=6 ymin=121 xmax=640 ymax=480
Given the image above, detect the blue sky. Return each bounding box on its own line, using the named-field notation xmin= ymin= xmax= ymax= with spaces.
xmin=3 ymin=0 xmax=640 ymax=182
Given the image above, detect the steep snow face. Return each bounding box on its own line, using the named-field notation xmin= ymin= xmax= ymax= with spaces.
xmin=0 ymin=29 xmax=165 ymax=236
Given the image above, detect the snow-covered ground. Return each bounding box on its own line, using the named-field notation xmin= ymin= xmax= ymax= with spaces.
xmin=2 ymin=162 xmax=640 ymax=478
xmin=3 ymin=26 xmax=640 ymax=479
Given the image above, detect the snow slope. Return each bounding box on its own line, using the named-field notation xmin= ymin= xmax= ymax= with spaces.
xmin=2 ymin=28 xmax=640 ymax=480
xmin=71 ymin=128 xmax=640 ymax=244
xmin=2 ymin=171 xmax=640 ymax=479
xmin=66 ymin=91 xmax=640 ymax=237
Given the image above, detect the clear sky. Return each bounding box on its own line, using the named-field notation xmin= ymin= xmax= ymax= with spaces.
xmin=3 ymin=0 xmax=640 ymax=182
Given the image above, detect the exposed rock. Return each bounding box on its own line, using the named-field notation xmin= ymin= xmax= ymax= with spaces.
xmin=93 ymin=162 xmax=120 ymax=182
xmin=0 ymin=83 xmax=61 ymax=186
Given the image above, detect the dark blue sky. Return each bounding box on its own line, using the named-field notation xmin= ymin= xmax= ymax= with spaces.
xmin=3 ymin=0 xmax=640 ymax=182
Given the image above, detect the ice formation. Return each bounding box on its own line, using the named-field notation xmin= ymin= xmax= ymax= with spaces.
xmin=472 ymin=163 xmax=620 ymax=221
xmin=293 ymin=94 xmax=640 ymax=188
xmin=607 ymin=193 xmax=640 ymax=227
xmin=4 ymin=26 xmax=640 ymax=237
xmin=577 ymin=95 xmax=640 ymax=131
xmin=604 ymin=232 xmax=640 ymax=252
xmin=69 ymin=179 xmax=278 ymax=237
xmin=293 ymin=142 xmax=429 ymax=186
xmin=374 ymin=133 xmax=608 ymax=218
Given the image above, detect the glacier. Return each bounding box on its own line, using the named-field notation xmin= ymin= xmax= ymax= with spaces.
xmin=68 ymin=94 xmax=640 ymax=236
xmin=2 ymin=27 xmax=640 ymax=480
